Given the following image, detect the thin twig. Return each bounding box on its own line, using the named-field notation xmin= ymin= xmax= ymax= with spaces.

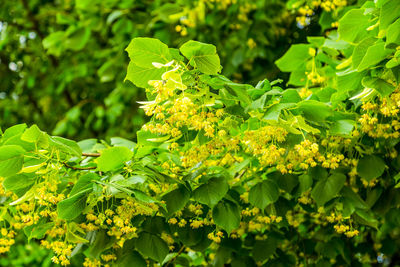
xmin=165 ymin=245 xmax=185 ymax=267
xmin=63 ymin=162 xmax=96 ymax=170
xmin=236 ymin=169 xmax=247 ymax=180
xmin=82 ymin=152 xmax=101 ymax=157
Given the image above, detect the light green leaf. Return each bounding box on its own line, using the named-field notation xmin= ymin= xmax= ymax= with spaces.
xmin=0 ymin=145 xmax=25 ymax=177
xmin=3 ymin=173 xmax=35 ymax=193
xmin=180 ymin=41 xmax=221 ymax=75
xmin=21 ymin=125 xmax=42 ymax=143
xmin=96 ymin=147 xmax=133 ymax=172
xmin=362 ymin=77 xmax=395 ymax=97
xmin=2 ymin=124 xmax=27 ymax=142
xmin=352 ymin=38 xmax=377 ymax=69
xmin=386 ymin=18 xmax=400 ymax=49
xmin=338 ymin=8 xmax=371 ymax=43
xmin=125 ymin=37 xmax=171 ymax=68
xmin=357 ymin=42 xmax=391 ymax=71
xmin=379 ymin=0 xmax=400 ymax=31
xmin=25 ymin=222 xmax=54 ymax=241
xmin=49 ymin=136 xmax=82 ymax=157
xmin=329 ymin=120 xmax=355 ymax=136
xmin=263 ymin=103 xmax=296 ymax=121
xmin=125 ymin=61 xmax=167 ymax=88
xmin=296 ymin=100 xmax=332 ymax=123
xmin=275 ymin=44 xmax=311 ymax=72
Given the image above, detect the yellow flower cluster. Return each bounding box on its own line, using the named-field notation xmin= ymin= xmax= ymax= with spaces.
xmin=286 ymin=210 xmax=305 ymax=228
xmin=248 ymin=215 xmax=283 ymax=232
xmin=208 ymin=231 xmax=224 ymax=243
xmin=294 ymin=0 xmax=347 ymax=27
xmin=83 ymin=258 xmax=101 ymax=267
xmin=319 ymin=0 xmax=347 ymax=12
xmin=0 ymin=229 xmax=15 ymax=254
xmin=161 ymin=232 xmax=175 ymax=250
xmin=334 ymin=225 xmax=359 ymax=237
xmin=100 ymin=254 xmax=117 ymax=262
xmin=42 ymin=240 xmax=73 ymax=266
xmin=298 ymin=190 xmax=313 ymax=204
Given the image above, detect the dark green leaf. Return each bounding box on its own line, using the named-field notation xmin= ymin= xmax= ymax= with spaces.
xmin=193 ymin=177 xmax=228 ymax=207
xmin=136 ymin=232 xmax=169 ymax=262
xmin=249 ymin=180 xmax=279 ymax=209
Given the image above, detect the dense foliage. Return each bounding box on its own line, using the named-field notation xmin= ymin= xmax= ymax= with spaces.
xmin=1 ymin=0 xmax=400 ymax=266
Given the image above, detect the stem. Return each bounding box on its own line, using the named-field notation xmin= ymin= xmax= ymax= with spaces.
xmin=63 ymin=162 xmax=96 ymax=170
xmin=165 ymin=245 xmax=185 ymax=267
xmin=82 ymin=152 xmax=101 ymax=157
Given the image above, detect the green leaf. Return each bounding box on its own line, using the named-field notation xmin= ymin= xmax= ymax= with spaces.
xmin=125 ymin=37 xmax=171 ymax=68
xmin=193 ymin=177 xmax=229 ymax=207
xmin=252 ymin=237 xmax=278 ymax=262
xmin=21 ymin=125 xmax=42 ymax=143
xmin=110 ymin=137 xmax=136 ymax=150
xmin=125 ymin=61 xmax=167 ymax=88
xmin=357 ymin=155 xmax=386 ymax=182
xmin=180 ymin=41 xmax=221 ymax=75
xmin=3 ymin=173 xmax=36 ymax=193
xmin=352 ymin=38 xmax=377 ymax=69
xmin=341 ymin=186 xmax=368 ymax=210
xmin=124 ymin=38 xmax=172 ymax=88
xmin=57 ymin=189 xmax=90 ymax=220
xmin=162 ymin=185 xmax=190 ymax=216
xmin=115 ymin=251 xmax=147 ymax=267
xmin=69 ymin=173 xmax=99 ymax=197
xmin=338 ymin=8 xmax=371 ymax=43
xmin=1 ymin=124 xmax=27 ymax=142
xmin=356 ymin=42 xmax=391 ymax=71
xmin=275 ymin=44 xmax=311 ymax=72
xmin=49 ymin=136 xmax=82 ymax=157
xmin=296 ymin=100 xmax=332 ymax=123
xmin=96 ymin=147 xmax=133 ymax=172
xmin=263 ymin=103 xmax=296 ymax=121
xmin=354 ymin=209 xmax=378 ymax=229
xmin=212 ymin=200 xmax=240 ymax=234
xmin=25 ymin=222 xmax=54 ymax=241
xmin=0 ymin=145 xmax=25 ymax=177
xmin=89 ymin=230 xmax=114 ymax=258
xmin=88 ymin=230 xmax=115 ymax=258
xmin=311 ymin=173 xmax=346 ymax=206
xmin=136 ymin=232 xmax=169 ymax=262
xmin=65 ymin=27 xmax=91 ymax=51
xmin=362 ymin=76 xmax=395 ymax=97
xmin=329 ymin=120 xmax=355 ymax=136
xmin=386 ymin=18 xmax=400 ymax=49
xmin=379 ymin=0 xmax=400 ymax=31
xmin=66 ymin=223 xmax=89 ymax=243
xmin=249 ymin=180 xmax=279 ymax=210
xmin=297 ymin=174 xmax=313 ymax=194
